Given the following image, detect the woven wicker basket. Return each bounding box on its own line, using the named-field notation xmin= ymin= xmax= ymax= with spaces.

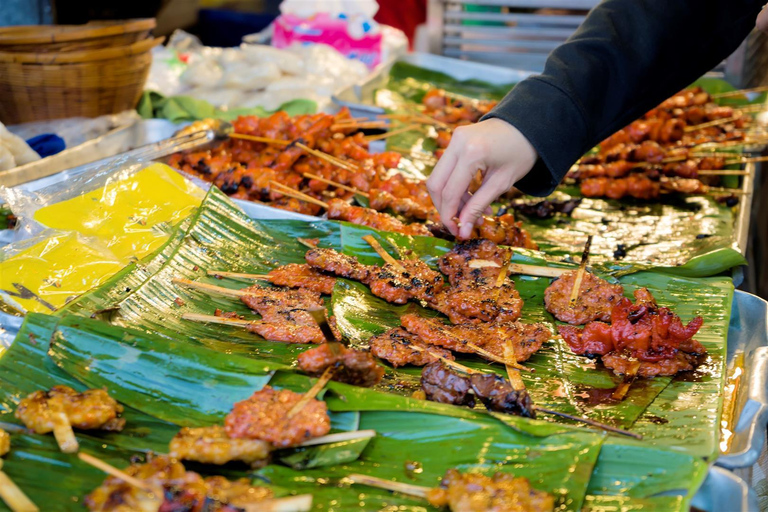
xmin=0 ymin=37 xmax=164 ymax=124
xmin=0 ymin=19 xmax=156 ymax=53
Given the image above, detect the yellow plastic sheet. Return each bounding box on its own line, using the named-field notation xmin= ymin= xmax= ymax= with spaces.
xmin=34 ymin=163 xmax=204 ymax=261
xmin=0 ymin=232 xmax=124 ymax=313
xmin=1 ymin=163 xmax=204 ymax=313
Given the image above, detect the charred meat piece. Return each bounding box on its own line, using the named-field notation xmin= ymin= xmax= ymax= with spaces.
xmin=368 ymin=327 xmax=454 ymax=367
xmin=305 ymin=247 xmax=374 ymax=283
xmin=468 ymin=373 xmax=536 ymax=418
xmin=16 ymin=385 xmax=124 ymax=434
xmin=169 ymin=425 xmax=270 ymax=466
xmin=265 ymin=263 xmax=337 ymax=295
xmin=420 ymin=361 xmax=475 ymax=407
xmin=297 ymin=343 xmax=384 ymax=387
xmin=225 ymin=386 xmax=330 ymax=448
xmin=544 ymin=270 xmax=625 ymax=325
xmin=368 ymin=259 xmax=445 ymax=305
xmin=559 ymin=288 xmax=705 ymax=377
xmin=426 ymin=469 xmax=555 ymax=512
xmin=438 ymin=238 xmax=510 ymax=285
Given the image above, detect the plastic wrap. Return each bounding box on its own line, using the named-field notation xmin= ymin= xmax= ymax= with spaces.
xmin=0 ymin=230 xmax=124 ymax=314
xmin=0 ymin=162 xmax=204 ymax=259
xmin=7 ymin=111 xmax=140 ymax=150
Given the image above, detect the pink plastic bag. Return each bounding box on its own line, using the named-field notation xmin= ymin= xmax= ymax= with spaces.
xmin=273 ymin=13 xmax=383 ymax=69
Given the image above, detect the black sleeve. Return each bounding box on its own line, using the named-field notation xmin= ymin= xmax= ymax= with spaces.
xmin=482 ymin=0 xmax=764 ymax=196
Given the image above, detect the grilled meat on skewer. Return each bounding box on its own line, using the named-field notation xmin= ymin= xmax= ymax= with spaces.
xmin=85 ymin=455 xmax=274 ymax=512
xmin=369 ymin=327 xmax=455 ymax=368
xmin=400 ymin=313 xmax=547 ymax=363
xmin=420 ymin=361 xmax=536 ymax=418
xmin=170 ymin=426 xmax=270 ymax=466
xmin=544 ymin=270 xmax=625 ymax=325
xmin=264 ymin=263 xmax=337 ymax=295
xmin=558 ymin=288 xmax=706 ymax=377
xmin=297 ymin=343 xmax=384 ymax=387
xmin=426 ymin=469 xmax=555 ymax=512
xmin=305 ymin=248 xmax=374 ymax=282
xmin=225 ymin=386 xmax=330 ymax=448
xmin=16 ymin=385 xmax=124 ymax=434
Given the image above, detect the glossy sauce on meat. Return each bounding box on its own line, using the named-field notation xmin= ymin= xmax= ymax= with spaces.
xmin=368 ymin=327 xmax=454 ymax=367
xmin=169 ymin=425 xmax=270 ymax=466
xmin=266 ymin=263 xmax=337 ymax=295
xmin=544 ymin=270 xmax=625 ymax=325
xmin=297 ymin=343 xmax=384 ymax=387
xmin=15 ymin=385 xmax=124 ymax=434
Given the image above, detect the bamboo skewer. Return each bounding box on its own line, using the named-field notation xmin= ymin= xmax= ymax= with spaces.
xmin=365 ymin=124 xmax=420 ymax=142
xmin=182 ymin=313 xmax=264 ymax=328
xmin=173 ymin=278 xmax=250 ymax=298
xmin=611 ymin=361 xmax=642 ymax=401
xmin=409 ymin=344 xmax=480 ymax=374
xmin=467 ymin=259 xmax=569 ymax=278
xmin=229 ymin=133 xmax=291 ymax=146
xmin=249 ymin=495 xmax=313 ymax=512
xmin=696 ymin=170 xmax=750 ymax=176
xmin=48 ymin=401 xmax=78 ymax=453
xmin=287 ymin=366 xmax=336 ymax=419
xmin=269 ymin=181 xmax=330 ymax=209
xmin=684 ymin=116 xmax=743 ymax=133
xmin=712 ymin=85 xmax=768 ymax=98
xmin=0 ymin=460 xmax=38 ymax=512
xmin=207 ymin=270 xmax=271 ymax=281
xmin=569 ymin=236 xmax=593 ymax=306
xmin=229 ymin=132 xmax=359 ymax=172
xmin=362 ymin=235 xmax=406 ymax=272
xmin=534 ymin=406 xmax=642 ymax=439
xmin=299 ymin=429 xmax=377 ymax=447
xmin=347 ymin=473 xmax=430 ymax=499
xmin=302 ymin=173 xmax=369 ymax=196
xmin=331 ymin=121 xmax=389 ymax=130
xmin=78 ymin=453 xmax=157 ymax=493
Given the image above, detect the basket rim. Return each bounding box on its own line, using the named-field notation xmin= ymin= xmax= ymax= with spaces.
xmin=0 ymin=36 xmax=164 ymax=64
xmin=0 ymin=19 xmax=156 ymax=45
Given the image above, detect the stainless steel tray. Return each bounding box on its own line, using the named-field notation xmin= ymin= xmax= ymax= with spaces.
xmin=717 ymin=290 xmax=768 ymax=469
xmin=692 ymin=466 xmax=759 ymax=512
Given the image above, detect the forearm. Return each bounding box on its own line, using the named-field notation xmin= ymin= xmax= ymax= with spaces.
xmin=485 ymin=0 xmax=764 ymax=196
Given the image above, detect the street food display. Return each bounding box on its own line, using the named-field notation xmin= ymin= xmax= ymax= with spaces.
xmin=0 ymin=54 xmax=762 ymax=512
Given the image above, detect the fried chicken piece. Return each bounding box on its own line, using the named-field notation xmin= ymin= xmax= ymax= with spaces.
xmin=400 ymin=314 xmax=548 ymax=363
xmin=544 ymin=270 xmax=625 ymax=325
xmin=368 ymin=259 xmax=446 ymax=305
xmin=368 ymin=327 xmax=454 ymax=367
xmin=297 ymin=343 xmax=384 ymax=387
xmin=266 ymin=263 xmax=337 ymax=295
xmin=421 ymin=361 xmax=475 ymax=407
xmin=305 ymin=247 xmax=374 ymax=282
xmin=0 ymin=429 xmax=9 ymax=457
xmin=15 ymin=386 xmax=124 ymax=434
xmin=169 ymin=426 xmax=270 ymax=466
xmin=426 ymin=469 xmax=555 ymax=512
xmin=84 ymin=455 xmax=273 ymax=512
xmin=225 ymin=386 xmax=330 ymax=448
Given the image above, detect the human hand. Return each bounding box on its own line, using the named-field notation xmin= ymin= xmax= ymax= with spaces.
xmin=758 ymin=3 xmax=768 ymax=33
xmin=426 ymin=118 xmax=538 ymax=239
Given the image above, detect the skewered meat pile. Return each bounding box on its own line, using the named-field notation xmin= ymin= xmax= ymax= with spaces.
xmin=297 ymin=343 xmax=384 ymax=387
xmin=421 ymin=361 xmax=536 ymax=418
xmin=15 ymin=386 xmax=124 ymax=434
xmin=225 ymin=386 xmax=331 ymax=448
xmin=566 ymin=86 xmax=750 ymax=200
xmin=426 ymin=469 xmax=555 ymax=512
xmin=84 ymin=455 xmax=274 ymax=512
xmin=544 ymin=270 xmax=625 ymax=325
xmin=558 ymin=288 xmax=706 ymax=377
xmin=169 ymin=426 xmax=270 ymax=466
xmin=422 ymin=88 xmax=498 ymax=127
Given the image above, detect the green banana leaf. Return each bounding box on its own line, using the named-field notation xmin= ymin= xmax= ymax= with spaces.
xmin=259 ymin=410 xmax=604 ymax=511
